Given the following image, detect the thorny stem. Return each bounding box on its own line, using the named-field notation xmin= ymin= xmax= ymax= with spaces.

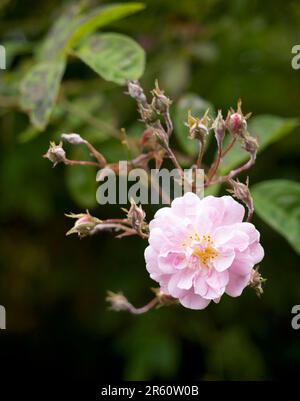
xmin=85 ymin=142 xmax=107 ymax=167
xmin=163 ymin=143 xmax=184 ymax=176
xmin=208 ymin=155 xmax=255 ymax=186
xmin=91 ymin=223 xmax=137 ymax=237
xmin=226 ymin=154 xmax=256 ymax=183
xmin=196 ymin=139 xmax=205 ymax=169
xmin=163 ymin=111 xmax=173 ymax=137
xmin=247 ymin=208 xmax=254 ymax=222
xmin=221 ymin=136 xmax=237 ymax=158
xmin=131 ymin=151 xmax=156 ymax=169
xmin=103 ymin=218 xmax=131 ymax=225
xmin=65 ymin=158 xmax=100 ymax=167
xmin=206 ymin=136 xmax=237 ymax=183
xmin=106 ymin=291 xmax=177 ymax=314
xmin=206 ymin=147 xmax=222 ymax=183
xmin=124 ymin=297 xmax=159 ymax=314
xmin=92 ymin=221 xmax=149 ymax=240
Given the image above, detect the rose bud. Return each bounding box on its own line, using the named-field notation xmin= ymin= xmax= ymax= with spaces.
xmin=43 ymin=141 xmax=66 ymax=167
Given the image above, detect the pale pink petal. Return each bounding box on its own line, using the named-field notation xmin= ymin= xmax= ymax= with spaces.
xmin=144 ymin=246 xmax=160 ymax=277
xmin=206 ymin=269 xmax=229 ymax=289
xmin=203 ymin=285 xmax=225 ymax=299
xmin=192 ymin=211 xmax=214 ymax=235
xmin=226 ymin=272 xmax=251 ymax=297
xmin=180 ymin=292 xmax=211 ymax=310
xmin=229 ymin=253 xmax=254 ymax=275
xmin=167 ymin=272 xmax=187 ymax=298
xmin=249 ymin=242 xmax=264 ymax=265
xmin=171 ymin=192 xmax=201 ymax=218
xmin=153 ymin=207 xmax=173 ymax=219
xmin=214 ymin=226 xmax=249 ymax=252
xmin=177 ymin=269 xmax=196 ymax=290
xmin=148 ymin=228 xmax=171 ymax=253
xmin=212 ymin=248 xmax=235 ymax=271
xmin=233 ymin=222 xmax=260 ymax=244
xmin=220 ymin=196 xmax=245 ymax=225
xmin=157 ymin=255 xmax=177 ymax=273
xmin=193 ymin=274 xmax=209 ymax=297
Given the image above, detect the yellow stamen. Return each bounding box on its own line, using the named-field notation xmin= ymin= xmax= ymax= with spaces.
xmin=193 ymin=246 xmax=218 ymax=266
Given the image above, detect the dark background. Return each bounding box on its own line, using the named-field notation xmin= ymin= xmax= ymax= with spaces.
xmin=1 ymin=0 xmax=300 ymax=381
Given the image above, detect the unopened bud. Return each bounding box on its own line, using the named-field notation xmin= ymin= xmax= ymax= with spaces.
xmin=228 ymin=178 xmax=253 ymax=214
xmin=186 ymin=110 xmax=210 ymax=141
xmin=139 ymin=104 xmax=158 ymax=124
xmin=212 ymin=110 xmax=226 ymax=149
xmin=151 ymin=80 xmax=172 ymax=114
xmin=127 ymin=80 xmax=147 ymax=104
xmin=226 ymin=99 xmax=249 ymax=137
xmin=249 ymin=267 xmax=266 ymax=297
xmin=242 ymin=134 xmax=258 ymax=157
xmin=43 ymin=141 xmax=66 ymax=167
xmin=127 ymin=198 xmax=146 ymax=231
xmin=154 ymin=128 xmax=168 ymax=148
xmin=106 ymin=291 xmax=132 ymax=312
xmin=65 ymin=211 xmax=102 ymax=237
xmin=62 ymin=133 xmax=86 ymax=145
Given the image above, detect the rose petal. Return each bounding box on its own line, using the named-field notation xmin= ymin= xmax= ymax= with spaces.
xmin=226 ymin=272 xmax=251 ymax=297
xmin=180 ymin=292 xmax=211 ymax=310
xmin=177 ymin=269 xmax=196 ymax=290
xmin=212 ymin=249 xmax=235 ymax=271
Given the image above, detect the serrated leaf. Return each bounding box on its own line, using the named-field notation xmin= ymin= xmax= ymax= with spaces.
xmin=39 ymin=3 xmax=145 ymax=60
xmin=173 ymin=93 xmax=215 ymax=156
xmin=252 ymin=179 xmax=300 ymax=254
xmin=220 ymin=115 xmax=299 ymax=174
xmin=74 ymin=33 xmax=145 ymax=84
xmin=20 ymin=59 xmax=66 ymax=130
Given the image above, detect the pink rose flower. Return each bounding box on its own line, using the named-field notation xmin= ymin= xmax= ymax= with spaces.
xmin=144 ymin=193 xmax=264 ymax=310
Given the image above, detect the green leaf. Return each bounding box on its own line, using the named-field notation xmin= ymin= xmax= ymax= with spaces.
xmin=252 ymin=179 xmax=300 ymax=254
xmin=38 ymin=2 xmax=83 ymax=60
xmin=20 ymin=59 xmax=66 ymax=130
xmin=39 ymin=3 xmax=145 ymax=60
xmin=160 ymin=56 xmax=189 ymax=96
xmin=205 ymin=183 xmax=221 ymax=196
xmin=173 ymin=93 xmax=215 ymax=156
xmin=18 ymin=126 xmax=41 ymax=143
xmin=220 ymin=115 xmax=299 ymax=174
xmin=65 ymin=147 xmax=98 ymax=208
xmin=74 ymin=33 xmax=145 ymax=85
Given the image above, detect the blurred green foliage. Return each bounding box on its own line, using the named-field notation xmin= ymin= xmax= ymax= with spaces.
xmin=1 ymin=0 xmax=300 ymax=381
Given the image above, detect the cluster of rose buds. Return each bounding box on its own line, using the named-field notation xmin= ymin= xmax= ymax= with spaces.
xmin=44 ymin=80 xmax=265 ymax=314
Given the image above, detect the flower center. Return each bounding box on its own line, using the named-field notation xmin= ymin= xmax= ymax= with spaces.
xmin=192 ymin=234 xmax=218 ymax=267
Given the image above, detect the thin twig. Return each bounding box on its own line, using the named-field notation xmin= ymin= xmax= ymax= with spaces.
xmin=196 ymin=139 xmax=205 ymax=169
xmin=163 ymin=111 xmax=173 ymax=137
xmin=85 ymin=142 xmax=107 ymax=167
xmin=65 ymin=159 xmax=100 ymax=167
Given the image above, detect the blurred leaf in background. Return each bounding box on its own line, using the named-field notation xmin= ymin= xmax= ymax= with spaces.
xmin=252 ymin=180 xmax=300 ymax=254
